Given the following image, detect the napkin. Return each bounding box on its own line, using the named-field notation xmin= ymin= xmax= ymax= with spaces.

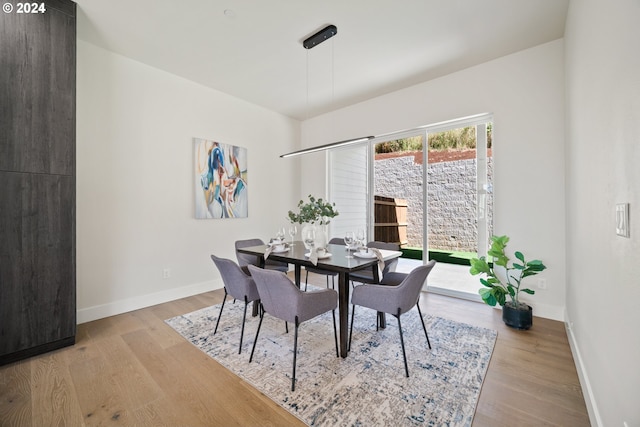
xmin=264 ymin=242 xmax=287 ymax=260
xmin=369 ymin=248 xmax=386 ymax=280
xmin=309 ymin=247 xmax=318 ymax=266
xmin=264 ymin=245 xmax=274 ymax=259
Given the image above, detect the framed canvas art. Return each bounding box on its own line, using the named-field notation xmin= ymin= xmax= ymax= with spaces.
xmin=194 ymin=138 xmax=248 ymax=219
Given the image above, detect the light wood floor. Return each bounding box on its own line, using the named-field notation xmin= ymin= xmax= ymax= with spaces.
xmin=0 ymin=274 xmax=590 ymax=427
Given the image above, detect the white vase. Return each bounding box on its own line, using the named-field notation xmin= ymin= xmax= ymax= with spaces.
xmin=301 ymin=224 xmax=316 ymax=250
xmin=301 ymin=224 xmax=328 ymax=250
xmin=315 ymin=224 xmax=328 ymax=249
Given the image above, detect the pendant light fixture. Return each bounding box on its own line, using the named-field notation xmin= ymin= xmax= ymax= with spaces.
xmin=280 ymin=25 xmax=373 ymax=158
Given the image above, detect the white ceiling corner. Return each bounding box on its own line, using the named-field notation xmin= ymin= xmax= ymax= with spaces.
xmin=75 ymin=0 xmax=569 ymax=121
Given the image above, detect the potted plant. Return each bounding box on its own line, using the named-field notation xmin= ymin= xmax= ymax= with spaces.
xmin=469 ymin=235 xmax=546 ymax=329
xmin=287 ymin=195 xmax=338 ymax=248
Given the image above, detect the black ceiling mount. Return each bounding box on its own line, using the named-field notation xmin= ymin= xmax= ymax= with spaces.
xmin=303 ymin=25 xmax=337 ymax=49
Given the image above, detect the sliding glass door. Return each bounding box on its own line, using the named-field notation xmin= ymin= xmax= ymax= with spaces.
xmin=328 ymin=114 xmax=493 ymax=298
xmin=370 ymin=130 xmax=426 ymax=256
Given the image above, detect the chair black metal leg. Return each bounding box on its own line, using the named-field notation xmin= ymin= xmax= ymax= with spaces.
xmin=348 ymin=304 xmax=356 ymax=352
xmin=239 ymin=296 xmax=248 ymax=354
xmin=214 ymin=288 xmax=228 ymax=335
xmin=285 ymin=322 xmax=289 ymax=333
xmin=416 ymin=302 xmax=431 ymax=349
xmin=249 ymin=306 xmax=265 ymax=363
xmin=332 ymin=310 xmax=339 ymax=358
xmin=331 ymin=275 xmax=335 ymax=289
xmin=304 ymin=270 xmax=309 ymax=292
xmin=325 ymin=275 xmax=329 ymax=289
xmin=397 ymin=308 xmax=409 ymax=377
xmin=292 ymin=316 xmax=299 ymax=392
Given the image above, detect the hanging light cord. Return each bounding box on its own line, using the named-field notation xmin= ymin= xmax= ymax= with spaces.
xmin=331 ymin=37 xmax=335 ymax=106
xmin=306 ymin=48 xmax=310 ymax=120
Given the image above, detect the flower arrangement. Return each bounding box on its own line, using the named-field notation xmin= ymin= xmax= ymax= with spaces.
xmin=287 ymin=195 xmax=339 ymax=225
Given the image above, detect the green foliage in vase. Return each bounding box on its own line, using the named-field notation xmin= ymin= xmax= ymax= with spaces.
xmin=287 ymin=195 xmax=339 ymax=225
xmin=469 ymin=235 xmax=546 ymax=309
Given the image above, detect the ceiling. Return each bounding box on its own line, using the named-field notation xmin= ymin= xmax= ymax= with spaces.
xmin=76 ymin=0 xmax=569 ymax=121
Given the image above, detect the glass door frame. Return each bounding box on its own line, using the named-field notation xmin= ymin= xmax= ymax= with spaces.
xmin=368 ymin=129 xmax=428 ymax=259
xmin=328 ymin=112 xmax=493 ymax=271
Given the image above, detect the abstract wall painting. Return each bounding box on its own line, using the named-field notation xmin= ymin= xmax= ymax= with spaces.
xmin=194 ymin=138 xmax=248 ymax=219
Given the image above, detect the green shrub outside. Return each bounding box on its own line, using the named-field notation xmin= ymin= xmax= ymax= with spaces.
xmin=375 ymin=124 xmax=493 ymax=154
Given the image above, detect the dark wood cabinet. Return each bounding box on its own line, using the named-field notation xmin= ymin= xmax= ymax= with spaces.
xmin=0 ymin=0 xmax=76 ymax=365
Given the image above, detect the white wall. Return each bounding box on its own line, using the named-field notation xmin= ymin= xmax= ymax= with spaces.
xmin=301 ymin=40 xmax=566 ymax=321
xmin=76 ymin=41 xmax=300 ymax=323
xmin=564 ymin=1 xmax=640 ymax=426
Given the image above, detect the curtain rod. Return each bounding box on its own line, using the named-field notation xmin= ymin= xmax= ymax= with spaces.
xmin=279 ymin=136 xmax=374 ymax=158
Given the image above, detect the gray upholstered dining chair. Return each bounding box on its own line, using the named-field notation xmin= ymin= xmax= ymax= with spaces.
xmin=349 ymin=241 xmax=401 ymax=286
xmin=210 ymin=255 xmax=260 ymax=354
xmin=303 ymin=237 xmax=345 ymax=291
xmin=349 ymin=260 xmax=436 ymax=377
xmin=235 ymin=238 xmax=289 ymax=274
xmin=247 ymin=265 xmax=338 ymax=391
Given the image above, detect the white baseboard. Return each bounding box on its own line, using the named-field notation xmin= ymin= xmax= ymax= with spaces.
xmin=565 ymin=313 xmax=603 ymax=427
xmin=425 ymin=286 xmax=564 ymax=321
xmin=77 ymin=279 xmax=223 ymax=324
xmin=426 ymin=285 xmax=483 ymax=302
xmin=527 ymin=301 xmax=564 ymax=322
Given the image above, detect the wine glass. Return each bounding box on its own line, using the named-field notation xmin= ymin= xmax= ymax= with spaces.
xmin=344 ymin=231 xmax=355 ymax=258
xmin=303 ymin=227 xmax=316 ymax=252
xmin=356 ymin=228 xmax=366 ymax=250
xmin=288 ymin=224 xmax=297 ymax=246
xmin=275 ymin=227 xmax=285 ymax=242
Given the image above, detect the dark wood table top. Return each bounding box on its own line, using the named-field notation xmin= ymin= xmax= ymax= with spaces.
xmin=237 ymin=241 xmax=401 ymax=273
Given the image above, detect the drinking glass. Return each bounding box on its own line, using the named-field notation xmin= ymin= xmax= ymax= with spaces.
xmin=344 ymin=232 xmax=355 ymax=258
xmin=288 ymin=225 xmax=297 ymax=245
xmin=303 ymin=227 xmax=316 ymax=252
xmin=356 ymin=228 xmax=366 ymax=250
xmin=275 ymin=227 xmax=285 ymax=242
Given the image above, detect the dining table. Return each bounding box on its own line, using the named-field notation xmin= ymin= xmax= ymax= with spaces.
xmin=236 ymin=241 xmax=402 ymax=358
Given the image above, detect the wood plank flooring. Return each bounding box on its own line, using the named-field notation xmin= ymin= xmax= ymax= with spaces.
xmin=0 ymin=274 xmax=590 ymax=426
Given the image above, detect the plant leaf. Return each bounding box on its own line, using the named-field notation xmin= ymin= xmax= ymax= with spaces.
xmin=479 ymin=288 xmax=497 ymax=306
xmin=469 ymin=258 xmax=490 ymax=275
xmin=522 ymin=288 xmax=535 ymax=295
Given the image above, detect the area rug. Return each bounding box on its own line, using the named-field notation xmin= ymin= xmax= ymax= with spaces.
xmin=166 ymin=297 xmax=497 ymax=426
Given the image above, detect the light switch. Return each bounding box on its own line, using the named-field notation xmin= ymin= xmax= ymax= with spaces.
xmin=616 ymin=203 xmax=630 ymax=237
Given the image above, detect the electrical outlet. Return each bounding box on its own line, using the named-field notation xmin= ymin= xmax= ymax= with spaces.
xmin=537 ymin=278 xmax=547 ymax=290
xmin=162 ymin=268 xmax=171 ymax=279
xmin=566 ymin=321 xmax=574 ymax=331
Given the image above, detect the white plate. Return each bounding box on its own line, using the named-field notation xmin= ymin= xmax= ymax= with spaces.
xmin=354 ymin=252 xmax=377 ymax=259
xmin=305 ymin=252 xmax=332 ymax=259
xmin=270 ymin=247 xmax=289 ymax=253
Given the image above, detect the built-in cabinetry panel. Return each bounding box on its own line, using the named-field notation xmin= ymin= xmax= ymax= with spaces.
xmin=0 ymin=0 xmax=76 ymax=365
xmin=0 ymin=0 xmax=75 ymax=175
xmin=0 ymin=172 xmax=75 ymax=357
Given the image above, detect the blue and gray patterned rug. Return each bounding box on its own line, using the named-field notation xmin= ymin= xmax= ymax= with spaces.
xmin=166 ymin=296 xmax=497 ymax=426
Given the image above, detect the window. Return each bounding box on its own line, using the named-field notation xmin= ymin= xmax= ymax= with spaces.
xmin=328 ymin=113 xmax=493 ymax=298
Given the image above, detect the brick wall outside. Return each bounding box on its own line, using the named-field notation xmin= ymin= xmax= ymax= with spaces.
xmin=374 ymin=153 xmax=493 ymax=252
